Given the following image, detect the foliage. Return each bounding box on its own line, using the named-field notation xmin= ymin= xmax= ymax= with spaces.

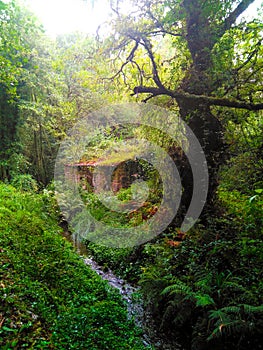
xmin=0 ymin=1 xmax=117 ymax=184
xmin=10 ymin=174 xmax=38 ymax=192
xmin=218 ymin=188 xmax=263 ymax=238
xmin=85 ymin=242 xmax=143 ymax=283
xmin=0 ymin=183 xmax=148 ymax=349
xmin=0 ymin=0 xmax=45 ymax=181
xmin=79 ymin=176 xmax=161 ymax=227
xmin=138 ymin=199 xmax=263 ymax=349
xmin=94 ymin=3 xmax=263 ymax=347
xmin=99 ymin=0 xmax=263 ymax=217
xmin=1 ymin=1 xmax=263 ymax=349
xmin=208 ymin=304 xmax=263 ymax=342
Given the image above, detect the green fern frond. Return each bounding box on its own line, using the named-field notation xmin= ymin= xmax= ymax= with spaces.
xmin=195 ymin=293 xmax=215 ymax=307
xmin=161 ymin=279 xmax=193 ymax=297
xmin=161 ymin=299 xmax=194 ymax=329
xmin=162 ymin=279 xmax=215 ymax=307
xmin=208 ymin=304 xmax=263 ymax=341
xmin=208 ymin=319 xmax=247 ymax=340
xmin=243 ymin=304 xmax=263 ymax=313
xmin=219 ymin=304 xmax=263 ymax=315
xmin=209 ymin=308 xmax=229 ymax=320
xmin=194 ymin=271 xmax=213 ymax=293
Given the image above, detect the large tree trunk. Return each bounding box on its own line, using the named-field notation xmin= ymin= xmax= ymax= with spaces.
xmin=129 ymin=1 xmax=258 ymax=221
xmin=176 ymin=97 xmax=226 ymax=216
xmin=174 ymin=1 xmax=227 ymax=216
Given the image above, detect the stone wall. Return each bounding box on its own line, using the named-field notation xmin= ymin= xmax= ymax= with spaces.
xmin=65 ymin=159 xmax=143 ymax=193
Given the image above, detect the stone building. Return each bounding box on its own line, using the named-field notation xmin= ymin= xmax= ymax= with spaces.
xmin=65 ymin=158 xmax=143 ymax=193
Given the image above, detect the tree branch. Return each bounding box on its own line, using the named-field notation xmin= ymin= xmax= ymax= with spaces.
xmin=234 ymin=39 xmax=262 ymax=73
xmin=131 ymin=60 xmax=144 ymax=86
xmin=220 ymin=0 xmax=255 ymax=36
xmin=143 ymin=29 xmax=182 ymax=38
xmin=131 ymin=86 xmax=263 ymax=110
xmin=106 ymin=41 xmax=139 ymax=80
xmin=140 ymin=37 xmax=166 ymax=90
xmin=144 ymin=5 xmax=182 ymax=38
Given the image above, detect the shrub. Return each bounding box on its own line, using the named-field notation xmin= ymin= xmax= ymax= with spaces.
xmin=10 ymin=174 xmax=38 ymax=192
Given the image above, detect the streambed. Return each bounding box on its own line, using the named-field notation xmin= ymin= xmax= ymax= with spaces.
xmin=63 ymin=231 xmax=182 ymax=350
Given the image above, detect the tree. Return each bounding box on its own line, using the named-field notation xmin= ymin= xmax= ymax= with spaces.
xmin=0 ymin=0 xmax=53 ymax=182
xmin=0 ymin=0 xmax=24 ymax=179
xmin=101 ymin=0 xmax=263 ymax=218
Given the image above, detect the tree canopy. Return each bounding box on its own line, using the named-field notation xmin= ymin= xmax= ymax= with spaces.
xmin=99 ymin=0 xmax=263 ymax=213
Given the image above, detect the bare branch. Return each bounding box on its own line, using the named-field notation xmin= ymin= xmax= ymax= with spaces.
xmin=110 ymin=0 xmax=120 ymax=16
xmin=107 ymin=41 xmax=139 ymax=80
xmin=142 ymin=94 xmax=156 ymax=103
xmin=131 ymin=86 xmax=166 ymax=96
xmin=144 ymin=6 xmax=181 ymax=38
xmin=126 ymin=41 xmax=139 ymax=61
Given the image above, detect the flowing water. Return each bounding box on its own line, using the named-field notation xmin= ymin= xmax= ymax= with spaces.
xmin=63 ymin=231 xmax=182 ymax=350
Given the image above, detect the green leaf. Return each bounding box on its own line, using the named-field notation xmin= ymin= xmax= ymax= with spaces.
xmin=195 ymin=294 xmax=215 ymax=307
xmin=1 ymin=326 xmax=17 ymax=332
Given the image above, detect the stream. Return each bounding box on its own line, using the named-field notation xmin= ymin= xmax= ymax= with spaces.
xmin=63 ymin=231 xmax=182 ymax=350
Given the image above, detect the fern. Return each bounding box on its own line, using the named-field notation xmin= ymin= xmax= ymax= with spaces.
xmin=208 ymin=320 xmax=247 ymax=340
xmin=139 ymin=267 xmax=170 ymax=305
xmin=209 ymin=309 xmax=231 ymax=324
xmin=161 ymin=278 xmax=194 ymax=298
xmin=194 ymin=271 xmax=213 ymax=293
xmin=161 ymin=298 xmax=194 ymax=329
xmin=208 ymin=304 xmax=263 ymax=341
xmin=220 ymin=304 xmax=263 ymax=314
xmin=161 ymin=279 xmax=215 ymax=307
xmin=195 ymin=293 xmax=215 ymax=307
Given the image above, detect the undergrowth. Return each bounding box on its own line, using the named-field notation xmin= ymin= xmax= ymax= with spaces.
xmin=0 ymin=183 xmax=148 ymax=349
xmin=82 ymin=184 xmax=263 ymax=350
xmin=138 ymin=187 xmax=263 ymax=350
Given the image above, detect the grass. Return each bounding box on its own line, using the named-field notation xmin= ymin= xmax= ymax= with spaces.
xmin=0 ymin=183 xmax=148 ymax=349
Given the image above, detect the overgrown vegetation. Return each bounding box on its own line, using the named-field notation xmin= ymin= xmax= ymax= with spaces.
xmin=83 ymin=181 xmax=263 ymax=349
xmin=0 ymin=183 xmax=147 ymax=349
xmin=1 ymin=0 xmax=263 ymax=349
xmin=138 ymin=187 xmax=263 ymax=349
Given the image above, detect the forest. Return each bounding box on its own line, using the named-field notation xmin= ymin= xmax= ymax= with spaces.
xmin=0 ymin=0 xmax=262 ymax=349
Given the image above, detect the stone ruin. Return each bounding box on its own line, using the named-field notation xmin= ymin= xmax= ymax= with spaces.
xmin=65 ymin=158 xmax=144 ymax=193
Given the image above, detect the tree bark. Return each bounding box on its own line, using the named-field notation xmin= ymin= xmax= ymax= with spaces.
xmin=175 ymin=97 xmax=226 ymax=215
